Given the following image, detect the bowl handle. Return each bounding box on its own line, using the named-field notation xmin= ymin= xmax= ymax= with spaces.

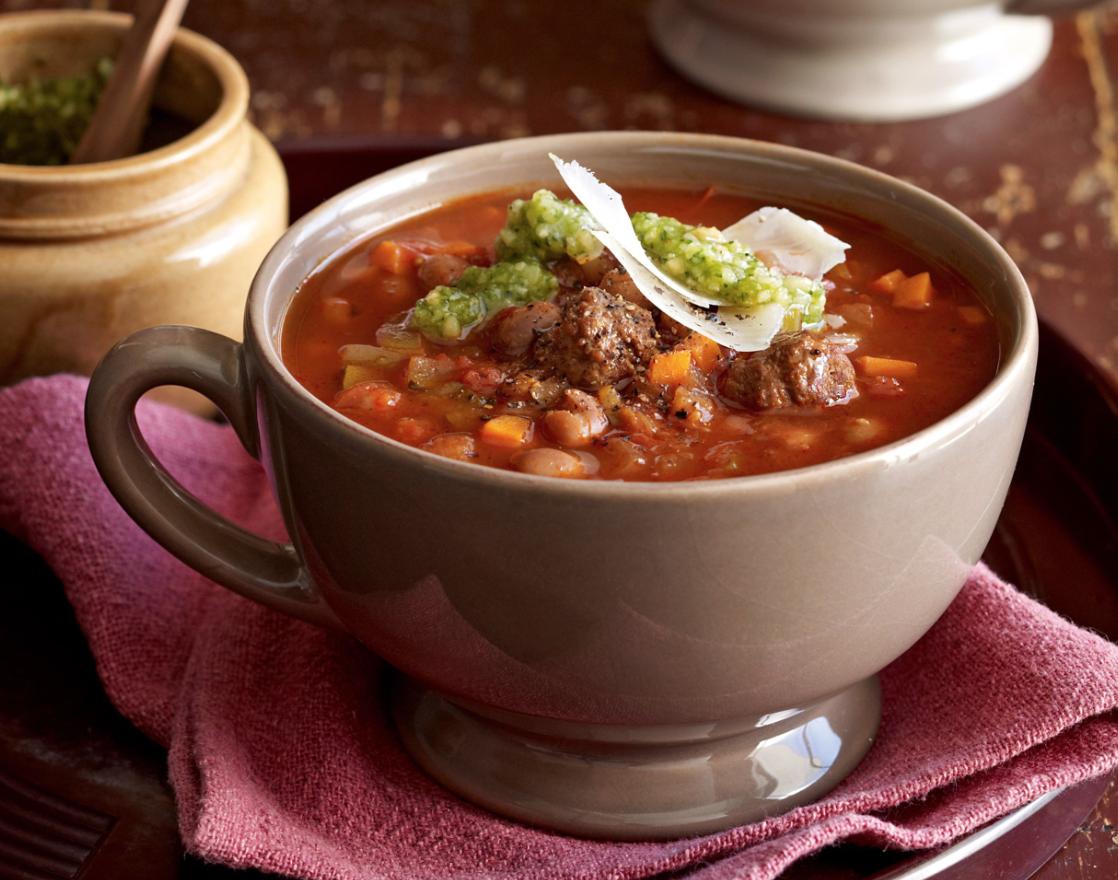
xmin=85 ymin=325 xmax=344 ymax=631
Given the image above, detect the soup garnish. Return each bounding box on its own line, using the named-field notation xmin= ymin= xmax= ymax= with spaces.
xmin=548 ymin=154 xmax=844 ymax=352
xmin=283 ymin=162 xmax=999 ymax=482
xmin=0 ymin=58 xmax=112 ymax=166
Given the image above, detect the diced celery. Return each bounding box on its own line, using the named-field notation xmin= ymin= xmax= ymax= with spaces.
xmin=375 ymin=324 xmax=425 ymax=352
xmin=342 ymin=364 xmax=379 ymax=389
xmin=338 ymin=344 xmax=406 ymax=367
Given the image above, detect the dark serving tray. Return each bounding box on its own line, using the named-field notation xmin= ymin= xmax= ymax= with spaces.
xmin=1 ymin=143 xmax=1116 ymax=880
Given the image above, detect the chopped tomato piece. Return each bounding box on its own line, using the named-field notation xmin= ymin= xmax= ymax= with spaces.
xmin=396 ymin=418 xmax=438 ymax=445
xmin=461 ymin=366 xmax=505 ymax=395
xmin=864 ymin=376 xmax=908 ymax=398
xmin=422 ymin=432 xmax=476 ymax=461
xmin=333 ymin=381 xmax=401 ymax=411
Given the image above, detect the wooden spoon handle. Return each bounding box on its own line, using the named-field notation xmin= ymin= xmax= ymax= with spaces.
xmin=69 ymin=0 xmax=191 ymax=165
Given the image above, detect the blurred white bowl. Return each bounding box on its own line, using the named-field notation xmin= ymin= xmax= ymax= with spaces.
xmin=649 ymin=0 xmax=1102 ymax=121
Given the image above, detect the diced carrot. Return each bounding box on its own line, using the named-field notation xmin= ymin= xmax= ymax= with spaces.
xmin=864 ymin=377 xmax=908 ymax=398
xmin=480 ymin=415 xmax=534 ymax=447
xmin=893 ymin=272 xmax=934 ymax=310
xmin=868 ymin=269 xmax=907 ymax=295
xmin=434 ymin=240 xmax=482 ymax=258
xmin=857 ymin=356 xmax=920 ymax=380
xmin=957 ymin=305 xmax=988 ymax=324
xmin=370 ymin=240 xmax=420 ymax=274
xmin=461 ymin=366 xmax=505 ymax=395
xmin=678 ymin=334 xmax=722 ymax=373
xmin=649 ymin=350 xmax=693 ymax=385
xmin=828 ymin=262 xmax=853 ymax=282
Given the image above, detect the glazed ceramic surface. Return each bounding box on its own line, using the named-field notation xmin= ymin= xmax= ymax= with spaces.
xmin=0 ymin=11 xmax=287 ymax=412
xmin=84 ymin=133 xmax=1038 ymax=838
xmin=649 ymin=0 xmax=1103 ymax=121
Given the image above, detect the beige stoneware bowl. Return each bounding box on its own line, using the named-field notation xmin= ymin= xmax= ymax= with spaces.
xmin=84 ymin=133 xmax=1038 ymax=840
xmin=0 ymin=10 xmax=287 ymax=412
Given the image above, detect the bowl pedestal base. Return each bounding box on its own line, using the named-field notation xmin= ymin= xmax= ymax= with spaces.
xmin=391 ymin=675 xmax=881 ymax=840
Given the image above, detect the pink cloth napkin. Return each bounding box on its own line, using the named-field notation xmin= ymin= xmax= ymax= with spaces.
xmin=3 ymin=374 xmax=1118 ymax=880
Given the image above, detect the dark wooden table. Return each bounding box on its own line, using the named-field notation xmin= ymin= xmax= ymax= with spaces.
xmin=4 ymin=0 xmax=1118 ymax=877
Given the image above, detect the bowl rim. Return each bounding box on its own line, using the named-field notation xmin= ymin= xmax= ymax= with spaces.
xmin=247 ymin=130 xmax=1038 ymax=500
xmin=0 ymin=9 xmax=247 ymax=178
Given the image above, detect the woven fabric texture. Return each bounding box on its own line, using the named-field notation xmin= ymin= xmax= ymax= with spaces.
xmin=3 ymin=375 xmax=1118 ymax=880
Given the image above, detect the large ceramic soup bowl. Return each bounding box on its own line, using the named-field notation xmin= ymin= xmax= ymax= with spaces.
xmin=85 ymin=132 xmax=1037 ymax=840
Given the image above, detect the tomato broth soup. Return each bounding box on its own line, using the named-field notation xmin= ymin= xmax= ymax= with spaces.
xmin=282 ymin=187 xmax=1000 ymax=481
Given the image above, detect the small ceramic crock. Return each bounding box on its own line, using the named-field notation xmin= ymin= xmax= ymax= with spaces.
xmin=0 ymin=11 xmax=287 ymax=411
xmin=84 ymin=133 xmax=1038 ymax=840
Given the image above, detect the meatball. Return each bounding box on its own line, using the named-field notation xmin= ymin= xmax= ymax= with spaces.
xmin=416 ymin=253 xmax=469 ymax=291
xmin=491 ymin=301 xmax=562 ymax=357
xmin=599 ymin=268 xmax=652 ymax=310
xmin=723 ymin=332 xmax=858 ymax=409
xmin=534 ymin=286 xmax=660 ymax=389
xmin=552 ymin=253 xmax=621 ymax=289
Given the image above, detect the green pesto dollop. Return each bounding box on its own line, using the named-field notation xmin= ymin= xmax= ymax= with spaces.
xmin=0 ymin=58 xmax=113 ymax=166
xmin=411 ymin=260 xmax=559 ymax=340
xmin=495 ymin=189 xmax=603 ymax=263
xmin=632 ymin=212 xmax=826 ymax=324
